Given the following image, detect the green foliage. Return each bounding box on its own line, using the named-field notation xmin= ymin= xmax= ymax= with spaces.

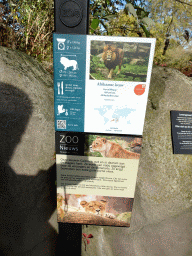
xmin=90 ymin=56 xmax=106 ymax=73
xmin=125 ymin=3 xmax=137 ymax=18
xmin=85 ymin=134 xmax=114 ymax=157
xmin=122 ymin=63 xmax=148 ymax=74
xmin=17 ymin=0 xmax=54 ymax=61
xmin=0 ymin=0 xmax=54 ymax=72
xmin=148 ymin=0 xmax=192 ymax=66
xmin=90 ymin=18 xmax=100 ymax=34
xmin=86 ymin=135 xmax=98 ymax=147
xmin=89 ymin=0 xmax=152 ymax=37
xmin=163 ymin=46 xmax=192 ymax=69
xmin=84 ymin=134 xmax=102 ymax=157
xmin=116 ymin=212 xmax=131 ymax=223
xmin=90 ymin=56 xmax=148 ymax=81
xmin=124 ymin=2 xmax=154 ymax=37
xmin=1 ymin=0 xmax=192 ymax=72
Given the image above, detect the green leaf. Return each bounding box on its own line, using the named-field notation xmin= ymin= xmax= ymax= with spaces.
xmin=104 ymin=14 xmax=117 ymax=21
xmin=125 ymin=3 xmax=137 ymax=18
xmin=140 ymin=23 xmax=151 ymax=37
xmin=142 ymin=17 xmax=155 ymax=27
xmin=135 ymin=7 xmax=150 ymax=19
xmin=90 ymin=18 xmax=100 ymax=33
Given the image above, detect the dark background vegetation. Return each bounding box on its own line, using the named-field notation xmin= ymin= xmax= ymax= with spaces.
xmin=1 ymin=0 xmax=192 ymax=76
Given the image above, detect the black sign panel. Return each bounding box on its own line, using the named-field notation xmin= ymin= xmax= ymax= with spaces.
xmin=54 ymin=0 xmax=89 ymax=34
xmin=54 ymin=0 xmax=89 ymax=250
xmin=171 ymin=110 xmax=192 ymax=154
xmin=55 ymin=131 xmax=85 ymax=155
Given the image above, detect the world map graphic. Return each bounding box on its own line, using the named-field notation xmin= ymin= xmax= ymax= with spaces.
xmin=94 ymin=105 xmax=136 ymax=125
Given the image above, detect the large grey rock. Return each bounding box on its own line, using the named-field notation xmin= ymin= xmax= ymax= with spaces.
xmin=82 ymin=67 xmax=192 ymax=256
xmin=0 ymin=46 xmax=55 ymax=175
xmin=0 ymin=46 xmax=57 ymax=255
xmin=1 ymin=45 xmax=191 ymax=255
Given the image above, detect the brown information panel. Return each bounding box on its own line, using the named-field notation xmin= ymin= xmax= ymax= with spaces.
xmin=56 ymin=132 xmax=141 ymax=227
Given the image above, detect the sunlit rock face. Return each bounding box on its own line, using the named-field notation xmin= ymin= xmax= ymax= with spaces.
xmin=0 ymin=46 xmax=55 ymax=175
xmin=82 ymin=66 xmax=192 ymax=256
xmin=0 ymin=46 xmax=58 ymax=255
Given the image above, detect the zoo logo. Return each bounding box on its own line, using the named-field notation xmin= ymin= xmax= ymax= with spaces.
xmin=60 ymin=135 xmax=79 ymax=144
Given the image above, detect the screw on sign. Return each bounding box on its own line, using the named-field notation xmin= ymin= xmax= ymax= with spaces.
xmin=134 ymin=84 xmax=146 ymax=95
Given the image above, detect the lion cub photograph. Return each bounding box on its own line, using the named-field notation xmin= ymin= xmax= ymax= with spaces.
xmin=80 ymin=199 xmax=115 ymax=219
xmin=90 ymin=136 xmax=140 ymax=159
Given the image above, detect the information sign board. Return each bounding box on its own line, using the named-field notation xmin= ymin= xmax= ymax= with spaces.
xmin=53 ymin=34 xmax=156 ymax=135
xmin=54 ymin=34 xmax=156 ymax=226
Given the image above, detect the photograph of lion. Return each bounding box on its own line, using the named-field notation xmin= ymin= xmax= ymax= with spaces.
xmin=102 ymin=44 xmax=124 ymax=79
xmin=84 ymin=134 xmax=142 ymax=159
xmin=57 ymin=193 xmax=133 ymax=226
xmin=90 ymin=40 xmax=151 ymax=81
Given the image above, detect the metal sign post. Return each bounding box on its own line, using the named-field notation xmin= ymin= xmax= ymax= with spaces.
xmin=54 ymin=0 xmax=89 ymax=254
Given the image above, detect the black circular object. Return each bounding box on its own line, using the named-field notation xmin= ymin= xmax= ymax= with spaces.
xmin=59 ymin=0 xmax=83 ymax=28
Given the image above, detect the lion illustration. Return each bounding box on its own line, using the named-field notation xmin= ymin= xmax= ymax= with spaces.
xmin=80 ymin=199 xmax=115 ymax=218
xmin=60 ymin=56 xmax=78 ymax=70
xmin=90 ymin=137 xmax=140 ymax=159
xmin=102 ymin=44 xmax=124 ymax=79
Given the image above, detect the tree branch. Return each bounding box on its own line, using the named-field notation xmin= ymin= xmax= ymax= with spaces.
xmin=175 ymin=0 xmax=192 ymax=6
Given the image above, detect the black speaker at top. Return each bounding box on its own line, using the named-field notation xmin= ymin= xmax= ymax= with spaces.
xmin=54 ymin=0 xmax=89 ymax=34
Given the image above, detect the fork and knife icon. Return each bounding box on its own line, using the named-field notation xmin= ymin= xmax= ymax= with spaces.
xmin=57 ymin=82 xmax=64 ymax=95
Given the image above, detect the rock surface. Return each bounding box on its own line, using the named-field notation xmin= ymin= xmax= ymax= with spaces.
xmin=0 ymin=46 xmax=55 ymax=175
xmin=82 ymin=67 xmax=192 ymax=256
xmin=0 ymin=45 xmax=192 ymax=255
xmin=0 ymin=46 xmax=57 ymax=255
